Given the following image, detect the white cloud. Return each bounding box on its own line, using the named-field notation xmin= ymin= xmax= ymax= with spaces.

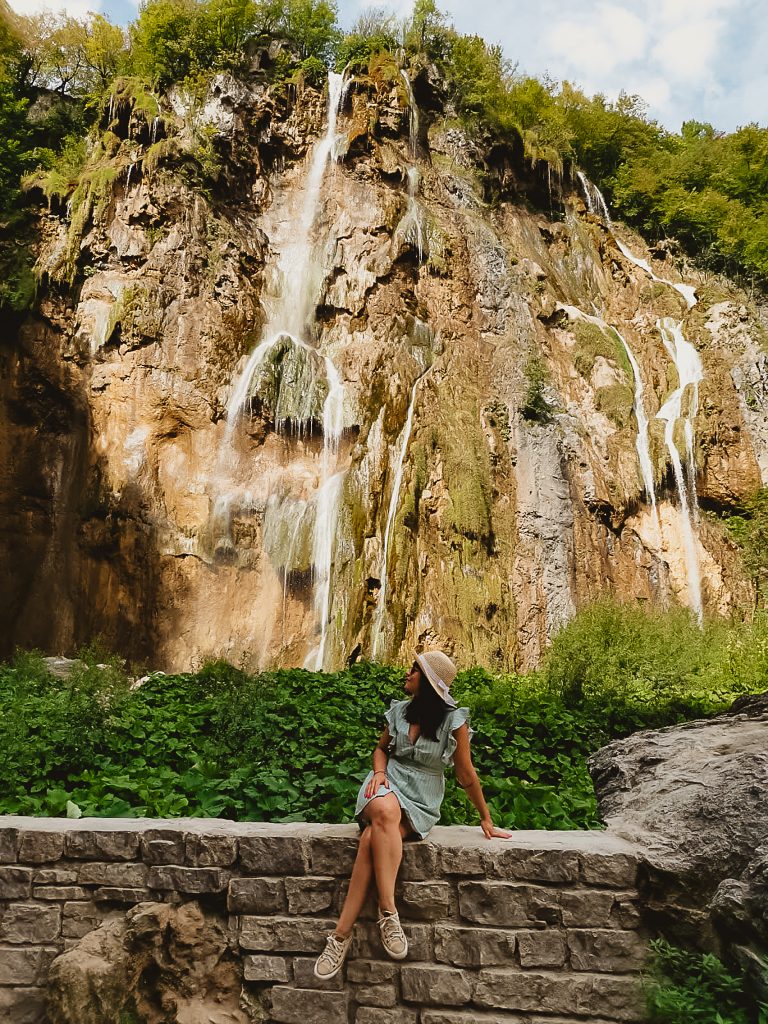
xmin=7 ymin=0 xmax=102 ymax=17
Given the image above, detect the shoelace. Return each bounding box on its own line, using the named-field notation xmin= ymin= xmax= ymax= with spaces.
xmin=379 ymin=913 xmax=405 ymax=943
xmin=318 ymin=934 xmax=346 ymax=966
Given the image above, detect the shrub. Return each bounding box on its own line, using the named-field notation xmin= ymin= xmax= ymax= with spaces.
xmin=644 ymin=938 xmax=757 ymax=1024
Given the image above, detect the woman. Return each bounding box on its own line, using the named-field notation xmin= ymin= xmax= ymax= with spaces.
xmin=314 ymin=649 xmax=511 ymax=980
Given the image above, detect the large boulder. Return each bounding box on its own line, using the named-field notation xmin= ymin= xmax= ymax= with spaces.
xmin=47 ymin=901 xmax=252 ymax=1024
xmin=588 ymin=692 xmax=768 ymax=991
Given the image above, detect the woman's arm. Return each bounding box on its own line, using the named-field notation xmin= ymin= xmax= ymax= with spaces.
xmin=452 ymin=724 xmax=512 ymax=839
xmin=364 ymin=728 xmax=391 ymax=799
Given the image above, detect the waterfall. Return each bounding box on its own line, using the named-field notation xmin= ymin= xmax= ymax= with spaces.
xmin=305 ymin=470 xmax=346 ymax=671
xmin=560 ymin=305 xmax=657 ymax=510
xmin=370 ymin=377 xmax=421 ymax=660
xmin=221 ymin=72 xmax=349 ymax=668
xmin=577 ymin=171 xmax=612 ymax=225
xmin=614 ymin=240 xmax=697 ymax=309
xmin=575 ymin=174 xmax=704 ymax=617
xmin=399 ymin=71 xmax=425 ymax=262
xmin=656 ymin=318 xmax=704 ymax=622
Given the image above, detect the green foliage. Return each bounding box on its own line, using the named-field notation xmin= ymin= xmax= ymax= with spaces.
xmin=595 ymin=382 xmax=634 ymax=428
xmin=521 ymin=355 xmax=551 ymax=422
xmin=644 ymin=939 xmax=754 ymax=1024
xmin=713 ymin=488 xmax=768 ymax=604
xmin=3 ymin=602 xmax=764 ymax=828
xmin=572 ymin=320 xmax=631 ymax=379
xmin=335 ymin=8 xmax=399 ymax=74
xmin=540 ymin=600 xmax=768 ymax=731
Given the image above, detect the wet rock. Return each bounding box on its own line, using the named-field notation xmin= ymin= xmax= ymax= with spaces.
xmin=47 ymin=901 xmax=249 ymax=1024
xmin=588 ymin=695 xmax=768 ymax=976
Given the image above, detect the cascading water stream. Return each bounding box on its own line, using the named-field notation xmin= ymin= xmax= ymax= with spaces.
xmin=399 ymin=70 xmax=425 ymax=262
xmin=219 ymin=72 xmax=349 ymax=667
xmin=576 ymin=173 xmax=705 ymax=617
xmin=656 ymin=318 xmax=704 ymax=622
xmin=370 ymin=376 xmax=421 ymax=659
xmin=560 ymin=305 xmax=657 ymax=512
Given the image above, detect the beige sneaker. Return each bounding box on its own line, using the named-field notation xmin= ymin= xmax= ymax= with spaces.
xmin=313 ymin=932 xmax=352 ymax=980
xmin=378 ymin=910 xmax=408 ymax=960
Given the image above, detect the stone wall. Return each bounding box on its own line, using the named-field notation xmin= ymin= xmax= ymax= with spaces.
xmin=0 ymin=818 xmax=648 ymax=1023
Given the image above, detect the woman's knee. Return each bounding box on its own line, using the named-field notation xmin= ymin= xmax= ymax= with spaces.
xmin=367 ymin=796 xmax=401 ymax=826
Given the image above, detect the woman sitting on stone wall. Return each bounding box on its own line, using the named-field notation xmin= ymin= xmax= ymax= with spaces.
xmin=314 ymin=650 xmax=512 ymax=980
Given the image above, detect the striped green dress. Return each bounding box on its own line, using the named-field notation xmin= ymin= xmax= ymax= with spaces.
xmin=354 ymin=699 xmax=473 ymax=839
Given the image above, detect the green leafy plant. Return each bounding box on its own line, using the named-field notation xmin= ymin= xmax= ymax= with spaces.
xmin=644 ymin=938 xmax=754 ymax=1024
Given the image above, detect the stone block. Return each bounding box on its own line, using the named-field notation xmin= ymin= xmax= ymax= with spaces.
xmin=579 ymin=852 xmax=639 ymax=889
xmin=243 ymin=954 xmax=291 ymax=983
xmin=581 ymin=856 xmax=638 ymax=888
xmin=434 ymin=924 xmax=516 ymax=968
xmin=401 ymin=963 xmax=471 ymax=1006
xmin=228 ymin=877 xmax=286 ymax=914
xmin=567 ymin=929 xmax=647 ymax=972
xmin=0 ymin=945 xmax=58 ymax=986
xmin=421 ymin=1014 xmax=530 ymax=1024
xmin=309 ymin=836 xmax=358 ymax=876
xmin=140 ymin=831 xmax=186 ymax=865
xmin=17 ymin=831 xmax=64 ymax=864
xmin=0 ymin=985 xmax=46 ymax=1024
xmin=0 ymin=866 xmax=32 ymax=899
xmin=185 ymin=833 xmax=238 ymax=867
xmin=78 ymin=862 xmax=148 ymax=887
xmin=517 ymin=929 xmax=567 ymax=967
xmin=32 ymin=868 xmax=78 ymax=884
xmin=33 ymin=886 xmax=87 ymax=901
xmin=356 ymin=1010 xmax=417 ymax=1024
xmin=399 ymin=881 xmax=452 ymax=920
xmin=148 ymin=865 xmax=227 ymax=894
xmin=400 ymin=842 xmax=438 ymax=880
xmin=239 ymin=915 xmax=336 ymax=954
xmin=285 ymin=876 xmax=337 ymax=915
xmin=351 ymin=981 xmax=397 ymax=1008
xmin=439 ymin=845 xmax=489 ymax=877
xmin=351 ymin=921 xmax=431 ymax=962
xmin=239 ymin=836 xmax=306 ymax=875
xmin=62 ymin=901 xmax=103 ymax=939
xmin=559 ymin=890 xmax=640 ymax=929
xmin=491 ymin=848 xmax=580 ymax=884
xmin=473 ymin=968 xmax=644 ymax=1020
xmin=0 ymin=902 xmax=61 ymax=943
xmin=65 ymin=830 xmax=140 ymax=861
xmin=0 ymin=829 xmax=17 ymax=864
xmin=291 ymin=956 xmax=344 ymax=990
xmin=346 ymin=960 xmax=398 ymax=984
xmin=458 ymin=882 xmax=560 ymax=927
xmin=92 ymin=887 xmax=153 ymax=904
xmin=269 ymin=986 xmax=348 ymax=1024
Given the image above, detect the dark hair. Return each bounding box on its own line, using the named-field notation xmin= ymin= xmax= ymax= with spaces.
xmin=404 ymin=667 xmax=450 ymax=741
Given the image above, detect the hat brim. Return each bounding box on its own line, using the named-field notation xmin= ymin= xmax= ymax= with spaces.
xmin=415 ymin=653 xmax=458 ymax=708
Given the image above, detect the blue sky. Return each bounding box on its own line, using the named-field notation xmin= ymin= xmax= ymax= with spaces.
xmin=8 ymin=0 xmax=765 ymax=132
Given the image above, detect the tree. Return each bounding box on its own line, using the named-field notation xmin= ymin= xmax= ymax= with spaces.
xmin=83 ymin=14 xmax=127 ymax=93
xmin=406 ymin=0 xmax=446 ymax=56
xmin=129 ymin=0 xmax=198 ymax=87
xmin=280 ymin=0 xmax=340 ymax=61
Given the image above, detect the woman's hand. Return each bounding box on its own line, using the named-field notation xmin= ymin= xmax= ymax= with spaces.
xmin=365 ymin=771 xmax=389 ymax=800
xmin=480 ymin=816 xmax=513 ymax=840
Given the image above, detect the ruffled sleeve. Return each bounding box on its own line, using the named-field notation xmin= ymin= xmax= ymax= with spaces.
xmin=442 ymin=706 xmax=473 ymax=766
xmin=383 ymin=699 xmax=402 ymax=753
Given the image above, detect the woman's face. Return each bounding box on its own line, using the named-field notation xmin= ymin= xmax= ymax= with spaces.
xmin=404 ymin=661 xmax=422 ymax=696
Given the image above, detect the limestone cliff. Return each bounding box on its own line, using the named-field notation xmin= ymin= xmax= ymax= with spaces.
xmin=2 ymin=61 xmax=766 ymax=672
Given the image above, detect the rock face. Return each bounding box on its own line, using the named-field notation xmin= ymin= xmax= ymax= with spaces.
xmin=1 ymin=65 xmax=767 ymax=671
xmin=588 ymin=693 xmax=768 ymax=991
xmin=47 ymin=901 xmax=248 ymax=1024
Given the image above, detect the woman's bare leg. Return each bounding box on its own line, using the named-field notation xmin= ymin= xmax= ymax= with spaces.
xmin=334 ymin=826 xmax=374 ymax=938
xmin=364 ymin=793 xmax=405 ymax=914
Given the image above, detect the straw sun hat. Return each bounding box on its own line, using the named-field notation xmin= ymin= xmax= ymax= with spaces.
xmin=415 ymin=650 xmax=458 ymax=708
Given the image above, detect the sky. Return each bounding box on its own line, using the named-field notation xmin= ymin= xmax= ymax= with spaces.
xmin=7 ymin=0 xmax=765 ymax=132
